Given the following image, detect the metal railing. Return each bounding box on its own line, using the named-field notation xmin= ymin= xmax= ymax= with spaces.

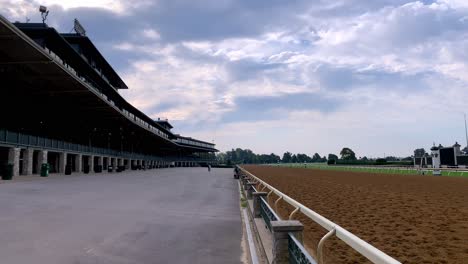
xmin=0 ymin=129 xmax=216 ymax=163
xmin=289 ymin=233 xmax=317 ymax=264
xmin=239 ymin=166 xmax=401 ymax=264
xmin=259 ymin=195 xmax=278 ymax=231
xmin=252 ymin=183 xmax=316 ymax=264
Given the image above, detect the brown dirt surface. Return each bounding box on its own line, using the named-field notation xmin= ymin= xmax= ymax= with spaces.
xmin=242 ymin=165 xmax=468 ymax=264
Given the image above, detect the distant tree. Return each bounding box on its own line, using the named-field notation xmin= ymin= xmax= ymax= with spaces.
xmin=340 ymin=147 xmax=357 ymax=160
xmin=312 ymin=153 xmax=321 ymax=162
xmin=269 ymin=153 xmax=281 ymax=163
xmin=401 ymin=156 xmax=413 ymax=161
xmin=282 ymin=152 xmax=292 ymax=163
xmin=291 ymin=154 xmax=298 ymax=163
xmin=375 ymin=158 xmax=387 ymax=164
xmin=360 ymin=156 xmax=369 ymax=161
xmin=385 ymin=156 xmax=399 ymax=161
xmin=216 ymin=153 xmax=227 ymax=164
xmin=296 ymin=153 xmax=312 ymax=163
xmin=463 ymin=146 xmax=468 ymax=154
xmin=328 ymin=154 xmax=338 ymax=161
xmin=413 ymin=148 xmax=426 ymax=158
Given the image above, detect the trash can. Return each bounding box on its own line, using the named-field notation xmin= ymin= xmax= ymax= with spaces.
xmin=2 ymin=164 xmax=14 ymax=180
xmin=40 ymin=163 xmax=49 ymax=177
xmin=83 ymin=165 xmax=90 ymax=174
xmin=65 ymin=164 xmax=72 ymax=175
xmin=108 ymin=166 xmax=113 ymax=173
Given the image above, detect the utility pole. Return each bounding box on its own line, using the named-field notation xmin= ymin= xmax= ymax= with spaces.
xmin=464 ymin=113 xmax=468 ymax=149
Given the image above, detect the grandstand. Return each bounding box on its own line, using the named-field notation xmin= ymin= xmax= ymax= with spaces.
xmin=0 ymin=15 xmax=217 ymax=178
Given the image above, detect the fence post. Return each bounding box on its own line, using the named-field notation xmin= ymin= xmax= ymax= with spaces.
xmin=253 ymin=192 xmax=268 ymax=218
xmin=271 ymin=220 xmax=304 ymax=264
xmin=246 ymin=182 xmax=255 ymax=199
xmin=243 ymin=177 xmax=250 ymax=191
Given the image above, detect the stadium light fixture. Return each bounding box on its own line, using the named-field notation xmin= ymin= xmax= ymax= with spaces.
xmin=39 ymin=5 xmax=49 ymax=24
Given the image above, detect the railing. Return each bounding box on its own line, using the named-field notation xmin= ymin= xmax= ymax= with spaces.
xmin=289 ymin=233 xmax=317 ymax=264
xmin=0 ymin=129 xmax=215 ymax=163
xmin=253 ymin=183 xmax=316 ymax=264
xmin=174 ymin=138 xmax=215 ymax=149
xmin=259 ymin=195 xmax=278 ymax=231
xmin=239 ymin=166 xmax=401 ymax=264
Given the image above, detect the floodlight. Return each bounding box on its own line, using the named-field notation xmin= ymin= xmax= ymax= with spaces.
xmin=39 ymin=5 xmax=49 ymax=24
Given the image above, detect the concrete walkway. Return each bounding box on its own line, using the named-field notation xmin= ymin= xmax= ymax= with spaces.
xmin=0 ymin=168 xmax=242 ymax=264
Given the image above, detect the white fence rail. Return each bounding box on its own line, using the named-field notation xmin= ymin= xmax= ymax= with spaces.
xmin=238 ymin=166 xmax=401 ymax=264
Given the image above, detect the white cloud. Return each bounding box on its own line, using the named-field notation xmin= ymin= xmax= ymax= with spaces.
xmin=119 ymin=48 xmax=231 ymax=124
xmin=141 ymin=28 xmax=160 ymax=40
xmin=40 ymin=0 xmax=124 ymax=12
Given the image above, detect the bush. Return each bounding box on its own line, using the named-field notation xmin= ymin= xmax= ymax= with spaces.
xmin=375 ymin=158 xmax=387 ymax=165
xmin=327 ymin=159 xmax=336 ymax=165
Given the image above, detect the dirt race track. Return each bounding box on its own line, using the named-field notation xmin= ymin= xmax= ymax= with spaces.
xmin=242 ymin=165 xmax=468 ymax=264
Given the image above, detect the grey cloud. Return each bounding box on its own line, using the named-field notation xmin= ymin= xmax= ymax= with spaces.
xmin=221 ymin=93 xmax=340 ymax=123
xmin=313 ymin=64 xmax=432 ymax=92
xmin=225 ymin=59 xmax=283 ymax=82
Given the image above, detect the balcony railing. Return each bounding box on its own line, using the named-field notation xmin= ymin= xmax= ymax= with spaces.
xmin=0 ymin=129 xmax=215 ymax=162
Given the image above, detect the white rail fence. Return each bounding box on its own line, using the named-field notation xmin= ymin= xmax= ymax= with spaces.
xmin=238 ymin=166 xmax=401 ymax=264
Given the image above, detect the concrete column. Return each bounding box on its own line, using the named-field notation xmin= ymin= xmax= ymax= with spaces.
xmin=23 ymin=148 xmax=34 ymax=175
xmin=271 ymin=221 xmax=304 ymax=264
xmin=243 ymin=179 xmax=250 ymax=192
xmin=95 ymin=156 xmax=103 ymax=173
xmin=37 ymin=150 xmax=48 ymax=173
xmin=75 ymin=154 xmax=82 ymax=172
xmin=8 ymin=147 xmax=20 ymax=177
xmin=89 ymin=156 xmax=94 ymax=172
xmin=253 ymin=192 xmax=268 ymax=218
xmin=111 ymin=158 xmax=116 ymax=172
xmin=59 ymin=152 xmax=67 ymax=174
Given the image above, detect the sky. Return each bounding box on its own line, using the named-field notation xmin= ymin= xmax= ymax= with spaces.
xmin=3 ymin=0 xmax=468 ymax=158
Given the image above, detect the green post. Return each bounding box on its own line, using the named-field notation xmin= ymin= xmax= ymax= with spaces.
xmin=40 ymin=163 xmax=49 ymax=177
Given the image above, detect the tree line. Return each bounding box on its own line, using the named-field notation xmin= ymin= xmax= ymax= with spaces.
xmin=216 ymin=147 xmax=412 ymax=165
xmin=216 ymin=147 xmax=353 ymax=165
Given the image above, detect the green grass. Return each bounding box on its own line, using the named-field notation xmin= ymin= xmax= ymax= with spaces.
xmin=268 ymin=163 xmax=468 ymax=177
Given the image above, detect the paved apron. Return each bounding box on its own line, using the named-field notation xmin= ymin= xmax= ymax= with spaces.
xmin=0 ymin=168 xmax=242 ymax=264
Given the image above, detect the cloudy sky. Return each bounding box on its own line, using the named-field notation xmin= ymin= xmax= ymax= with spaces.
xmin=3 ymin=0 xmax=468 ymax=157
